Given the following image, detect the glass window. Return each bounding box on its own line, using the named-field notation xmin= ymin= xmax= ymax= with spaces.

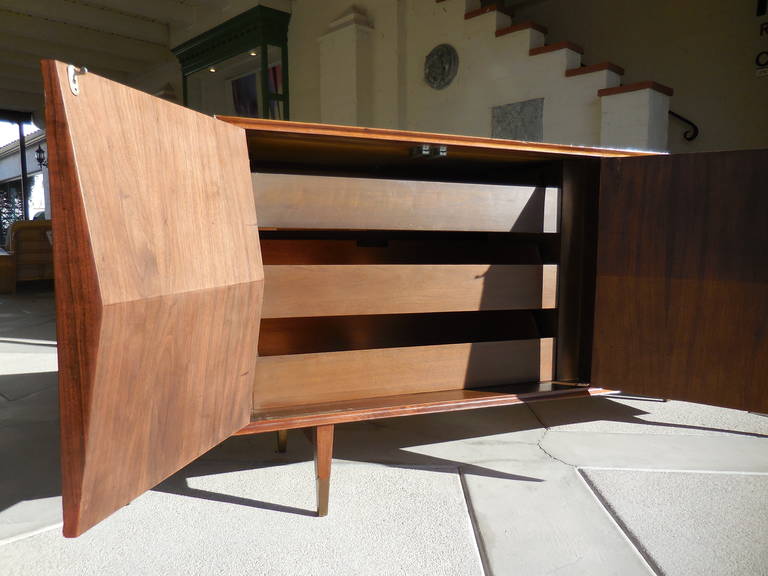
xmin=186 ymin=45 xmax=286 ymax=120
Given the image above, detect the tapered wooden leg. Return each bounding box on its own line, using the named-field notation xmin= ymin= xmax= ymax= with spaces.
xmin=276 ymin=429 xmax=288 ymax=453
xmin=313 ymin=424 xmax=334 ymax=517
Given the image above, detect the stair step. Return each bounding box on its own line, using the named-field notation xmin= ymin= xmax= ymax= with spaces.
xmin=465 ymin=4 xmax=514 ymax=20
xmin=598 ymin=81 xmax=673 ymax=97
xmin=530 ymin=41 xmax=584 ymax=56
xmin=566 ymin=61 xmax=624 ymax=77
xmin=496 ymin=20 xmax=548 ymax=37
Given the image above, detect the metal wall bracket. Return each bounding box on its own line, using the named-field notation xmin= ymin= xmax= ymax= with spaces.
xmin=67 ymin=65 xmax=88 ymax=96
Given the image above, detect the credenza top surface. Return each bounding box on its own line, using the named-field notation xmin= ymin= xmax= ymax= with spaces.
xmin=216 ymin=117 xmax=650 ymax=174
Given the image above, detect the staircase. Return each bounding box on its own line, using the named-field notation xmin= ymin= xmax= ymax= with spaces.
xmin=411 ymin=0 xmax=673 ymax=150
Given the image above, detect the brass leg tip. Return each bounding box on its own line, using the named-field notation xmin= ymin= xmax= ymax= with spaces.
xmin=317 ymin=477 xmax=330 ymax=517
xmin=276 ymin=430 xmax=288 ymax=453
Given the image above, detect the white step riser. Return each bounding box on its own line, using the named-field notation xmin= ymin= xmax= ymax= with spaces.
xmin=529 ymin=48 xmax=583 ymax=76
xmin=494 ymin=28 xmax=547 ymax=56
xmin=600 ymin=89 xmax=671 ymax=151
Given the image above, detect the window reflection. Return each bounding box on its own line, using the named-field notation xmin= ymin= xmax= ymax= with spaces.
xmin=187 ymin=45 xmax=286 ymax=120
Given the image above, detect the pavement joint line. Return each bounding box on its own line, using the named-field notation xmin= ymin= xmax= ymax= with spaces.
xmin=0 ymin=337 xmax=57 ymax=346
xmin=545 ymin=429 xmax=768 ymax=439
xmin=458 ymin=467 xmax=492 ymax=576
xmin=577 ymin=466 xmax=768 ymax=476
xmin=574 ymin=468 xmax=660 ymax=576
xmin=0 ymin=522 xmax=62 ymax=548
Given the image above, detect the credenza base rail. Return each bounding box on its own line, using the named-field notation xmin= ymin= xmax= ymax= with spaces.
xmin=235 ymin=383 xmax=614 ymax=516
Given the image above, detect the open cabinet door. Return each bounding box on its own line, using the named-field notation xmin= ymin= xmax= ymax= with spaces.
xmin=42 ymin=61 xmax=264 ymax=537
xmin=593 ymin=149 xmax=768 ymax=413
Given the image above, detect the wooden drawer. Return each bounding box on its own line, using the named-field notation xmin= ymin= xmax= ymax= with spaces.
xmin=253 ymin=338 xmax=554 ymax=409
xmin=262 ymin=264 xmax=557 ymax=318
xmin=253 ymin=172 xmax=559 ymax=233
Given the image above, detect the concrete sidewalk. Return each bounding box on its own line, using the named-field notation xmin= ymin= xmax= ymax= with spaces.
xmin=1 ymin=286 xmax=767 ymax=575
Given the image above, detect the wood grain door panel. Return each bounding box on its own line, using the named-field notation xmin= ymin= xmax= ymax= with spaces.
xmin=42 ymin=61 xmax=264 ymax=536
xmin=593 ymin=150 xmax=768 ymax=412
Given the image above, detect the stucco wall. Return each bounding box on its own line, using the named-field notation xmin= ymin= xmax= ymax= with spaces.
xmin=288 ymin=0 xmax=670 ymax=148
xmin=512 ymin=0 xmax=768 ymax=152
xmin=135 ymin=0 xmax=766 ymax=152
xmin=289 ymin=0 xmax=401 ymax=129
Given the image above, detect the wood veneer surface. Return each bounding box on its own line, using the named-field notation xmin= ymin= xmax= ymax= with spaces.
xmin=262 ymin=264 xmax=556 ymax=318
xmin=43 ymin=61 xmax=264 ymax=537
xmin=217 ymin=117 xmax=646 ymax=175
xmin=593 ymin=150 xmax=768 ymax=412
xmin=252 ymin=338 xmax=554 ymax=409
xmin=252 ymin=173 xmax=559 ymax=232
xmin=238 ymin=384 xmax=613 ymax=434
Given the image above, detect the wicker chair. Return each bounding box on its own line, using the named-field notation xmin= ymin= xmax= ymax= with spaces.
xmin=0 ymin=220 xmax=53 ymax=293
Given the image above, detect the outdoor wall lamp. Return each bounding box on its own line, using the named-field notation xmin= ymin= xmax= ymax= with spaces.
xmin=35 ymin=145 xmax=47 ymax=168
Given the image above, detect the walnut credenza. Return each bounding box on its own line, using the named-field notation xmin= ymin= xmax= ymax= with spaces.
xmin=42 ymin=61 xmax=768 ymax=537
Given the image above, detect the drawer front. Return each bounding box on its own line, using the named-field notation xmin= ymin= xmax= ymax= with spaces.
xmin=253 ymin=339 xmax=554 ymax=409
xmin=253 ymin=172 xmax=559 ymax=233
xmin=262 ymin=264 xmax=557 ymax=318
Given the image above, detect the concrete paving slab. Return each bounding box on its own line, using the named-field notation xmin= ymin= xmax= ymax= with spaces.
xmin=581 ymin=468 xmax=768 ymax=576
xmin=0 ymin=421 xmax=61 ymax=543
xmin=331 ymin=405 xmax=547 ymax=465
xmin=530 ymin=396 xmax=768 ymax=438
xmin=0 ymin=290 xmax=57 ymax=343
xmin=0 ymin=371 xmax=57 ymax=402
xmin=0 ymin=461 xmax=483 ymax=576
xmin=461 ymin=450 xmax=653 ymax=576
xmin=0 ymin=386 xmax=59 ymax=426
xmin=541 ymin=430 xmax=768 ymax=472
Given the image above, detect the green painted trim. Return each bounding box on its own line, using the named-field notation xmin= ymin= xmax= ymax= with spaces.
xmin=172 ymin=6 xmax=290 ymax=76
xmin=281 ymin=40 xmax=290 ymax=119
xmin=260 ymin=41 xmax=269 ymax=119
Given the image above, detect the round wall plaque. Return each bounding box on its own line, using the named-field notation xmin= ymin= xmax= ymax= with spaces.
xmin=424 ymin=44 xmax=459 ymax=90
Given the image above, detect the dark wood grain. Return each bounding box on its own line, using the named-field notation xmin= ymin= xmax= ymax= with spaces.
xmin=258 ymin=310 xmax=553 ymax=356
xmin=556 ymin=159 xmax=600 ymax=382
xmin=593 ymin=150 xmax=768 ymax=412
xmin=260 ymin=234 xmax=555 ymax=265
xmin=43 ymin=60 xmax=264 ymax=537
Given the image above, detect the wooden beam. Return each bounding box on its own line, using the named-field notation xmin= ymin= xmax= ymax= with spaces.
xmin=0 ymin=33 xmax=149 ymax=76
xmin=0 ymin=75 xmax=42 ymax=96
xmin=77 ymin=0 xmax=196 ymax=25
xmin=0 ymin=10 xmax=173 ymax=63
xmin=0 ymin=0 xmax=169 ymax=45
xmin=0 ymin=88 xmax=43 ymax=113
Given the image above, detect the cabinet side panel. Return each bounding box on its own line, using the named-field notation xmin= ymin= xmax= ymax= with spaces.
xmin=43 ymin=59 xmax=103 ymax=540
xmin=43 ymin=60 xmax=263 ymax=537
xmin=592 ymin=151 xmax=768 ymax=412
